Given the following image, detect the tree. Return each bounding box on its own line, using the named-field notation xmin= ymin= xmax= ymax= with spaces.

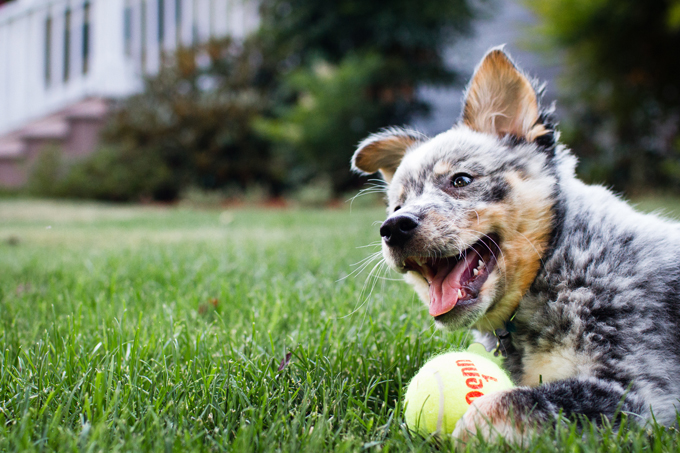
xmin=257 ymin=0 xmax=490 ymax=193
xmin=64 ymin=37 xmax=280 ymax=201
xmin=525 ymin=0 xmax=680 ymax=193
xmin=44 ymin=1 xmax=490 ymax=201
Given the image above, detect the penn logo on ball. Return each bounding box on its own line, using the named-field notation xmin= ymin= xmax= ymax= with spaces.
xmin=403 ymin=351 xmax=514 ymax=435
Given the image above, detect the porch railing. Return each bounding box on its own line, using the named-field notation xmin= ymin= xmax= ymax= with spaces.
xmin=0 ymin=0 xmax=258 ymax=135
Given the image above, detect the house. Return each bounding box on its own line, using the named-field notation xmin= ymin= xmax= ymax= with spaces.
xmin=0 ymin=0 xmax=258 ymax=187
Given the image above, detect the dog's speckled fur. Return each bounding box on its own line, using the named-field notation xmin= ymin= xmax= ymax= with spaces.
xmin=351 ymin=47 xmax=680 ymax=444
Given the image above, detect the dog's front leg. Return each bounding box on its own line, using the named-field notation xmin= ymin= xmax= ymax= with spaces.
xmin=452 ymin=376 xmax=645 ymax=447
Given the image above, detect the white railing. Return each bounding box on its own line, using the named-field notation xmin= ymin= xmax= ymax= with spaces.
xmin=0 ymin=0 xmax=259 ymax=135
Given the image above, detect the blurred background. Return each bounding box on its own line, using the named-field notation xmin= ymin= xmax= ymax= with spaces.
xmin=1 ymin=0 xmax=679 ymax=205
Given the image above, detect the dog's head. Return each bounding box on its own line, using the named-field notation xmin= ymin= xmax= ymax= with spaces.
xmin=352 ymin=48 xmax=570 ymax=332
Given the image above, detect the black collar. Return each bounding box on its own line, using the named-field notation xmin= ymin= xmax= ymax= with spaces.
xmin=492 ymin=314 xmax=517 ymax=358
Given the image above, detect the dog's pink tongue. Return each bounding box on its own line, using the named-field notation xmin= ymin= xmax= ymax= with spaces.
xmin=428 ymin=253 xmax=477 ymax=317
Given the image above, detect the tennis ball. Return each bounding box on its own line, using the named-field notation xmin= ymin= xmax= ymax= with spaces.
xmin=403 ymin=351 xmax=514 ymax=436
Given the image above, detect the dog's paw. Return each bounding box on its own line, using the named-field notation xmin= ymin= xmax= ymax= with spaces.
xmin=451 ymin=390 xmax=527 ymax=449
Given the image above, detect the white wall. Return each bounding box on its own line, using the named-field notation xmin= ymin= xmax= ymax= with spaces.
xmin=0 ymin=0 xmax=259 ymax=135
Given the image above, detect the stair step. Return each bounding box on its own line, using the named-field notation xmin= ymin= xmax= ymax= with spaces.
xmin=21 ymin=117 xmax=70 ymax=140
xmin=64 ymin=98 xmax=110 ymax=120
xmin=0 ymin=139 xmax=25 ymax=159
xmin=0 ymin=96 xmax=110 ymax=165
xmin=0 ymin=130 xmax=26 ymax=159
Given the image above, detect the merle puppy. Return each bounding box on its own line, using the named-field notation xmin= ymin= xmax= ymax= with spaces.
xmin=351 ymin=47 xmax=680 ymax=443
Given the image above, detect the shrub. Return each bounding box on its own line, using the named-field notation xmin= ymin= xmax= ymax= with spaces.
xmin=26 ymin=145 xmax=175 ymax=202
xmin=58 ymin=146 xmax=175 ymax=201
xmin=525 ymin=0 xmax=680 ymax=193
xmin=39 ymin=0 xmax=490 ymax=202
xmin=25 ymin=146 xmax=63 ymax=196
xmin=257 ymin=0 xmax=490 ymax=193
xmin=255 ymin=54 xmax=392 ymax=192
xmin=30 ymin=38 xmax=280 ymax=202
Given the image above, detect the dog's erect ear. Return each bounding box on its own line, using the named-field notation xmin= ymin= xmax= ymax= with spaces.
xmin=351 ymin=128 xmax=426 ymax=183
xmin=462 ymin=47 xmax=548 ymax=142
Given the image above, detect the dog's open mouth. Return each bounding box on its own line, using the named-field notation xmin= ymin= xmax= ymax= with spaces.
xmin=403 ymin=234 xmax=500 ymax=318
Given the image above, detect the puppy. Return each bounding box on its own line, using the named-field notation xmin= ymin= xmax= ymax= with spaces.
xmin=351 ymin=47 xmax=680 ymax=444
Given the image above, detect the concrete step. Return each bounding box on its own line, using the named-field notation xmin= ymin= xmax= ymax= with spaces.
xmin=0 ymin=97 xmax=110 ymax=187
xmin=64 ymin=97 xmax=110 ymax=120
xmin=0 ymin=131 xmax=25 ymax=159
xmin=21 ymin=117 xmax=70 ymax=141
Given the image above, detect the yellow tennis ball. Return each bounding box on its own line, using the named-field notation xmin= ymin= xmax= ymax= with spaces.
xmin=403 ymin=351 xmax=514 ymax=436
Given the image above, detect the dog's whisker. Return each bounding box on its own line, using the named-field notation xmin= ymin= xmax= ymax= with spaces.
xmin=358 ymin=260 xmax=386 ymax=319
xmin=473 ymin=209 xmax=481 ymax=225
xmin=373 ymin=276 xmax=404 ymax=281
xmin=379 ymin=262 xmax=390 ymax=301
xmin=338 ymin=254 xmax=382 ymax=283
xmin=459 ymin=327 xmax=474 ymax=349
xmin=349 ymin=251 xmax=382 ymax=267
xmin=468 ymin=229 xmax=508 ymax=293
xmin=347 ymin=185 xmax=389 ymax=211
xmin=516 ymin=230 xmax=546 ymax=268
xmin=339 ymin=252 xmax=383 ymax=281
xmin=340 ymin=257 xmax=386 ymax=319
xmin=460 ymin=228 xmax=509 ymax=296
xmin=356 ymin=241 xmax=382 ymax=249
xmin=351 ymin=252 xmax=382 ymax=269
xmin=464 ymin=229 xmax=507 ymax=270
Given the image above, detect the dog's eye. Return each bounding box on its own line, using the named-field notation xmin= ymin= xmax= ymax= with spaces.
xmin=451 ymin=174 xmax=473 ymax=188
xmin=393 ymin=205 xmax=402 ymax=212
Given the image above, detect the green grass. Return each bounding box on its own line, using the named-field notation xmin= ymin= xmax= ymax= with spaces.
xmin=0 ymin=198 xmax=679 ymax=452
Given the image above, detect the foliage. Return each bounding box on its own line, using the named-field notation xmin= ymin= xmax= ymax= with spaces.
xmin=3 ymin=199 xmax=680 ymax=450
xmin=256 ymin=54 xmax=388 ymax=192
xmin=25 ymin=146 xmax=64 ymax=196
xmin=28 ymin=38 xmax=277 ymax=202
xmin=525 ymin=0 xmax=680 ymax=193
xmin=60 ymin=146 xmax=175 ymax=201
xmin=26 ymin=145 xmax=174 ymax=202
xmin=51 ymin=0 xmax=488 ymax=201
xmin=256 ymin=0 xmax=489 ymax=193
xmin=258 ymin=0 xmax=483 ymax=83
xmin=96 ymin=37 xmax=277 ymax=201
xmin=51 ymin=0 xmax=487 ymax=201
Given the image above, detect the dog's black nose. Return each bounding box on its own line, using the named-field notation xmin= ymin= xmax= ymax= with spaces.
xmin=380 ymin=214 xmax=419 ymax=247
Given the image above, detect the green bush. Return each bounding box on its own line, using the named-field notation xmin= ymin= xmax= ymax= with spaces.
xmin=525 ymin=0 xmax=680 ymax=193
xmin=59 ymin=146 xmax=175 ymax=201
xmin=37 ymin=0 xmax=489 ymax=202
xmin=108 ymin=38 xmax=278 ymax=192
xmin=257 ymin=0 xmax=490 ymax=193
xmin=29 ymin=38 xmax=280 ymax=202
xmin=25 ymin=146 xmax=63 ymax=196
xmin=26 ymin=145 xmax=175 ymax=202
xmin=255 ymin=54 xmax=390 ymax=192
xmin=70 ymin=37 xmax=279 ymax=201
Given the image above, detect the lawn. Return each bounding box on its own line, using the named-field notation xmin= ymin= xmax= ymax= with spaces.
xmin=0 ymin=198 xmax=679 ymax=452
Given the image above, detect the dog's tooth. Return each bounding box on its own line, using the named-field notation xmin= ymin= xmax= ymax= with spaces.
xmin=473 ymin=268 xmax=479 ymax=276
xmin=457 ymin=289 xmax=463 ymax=298
xmin=478 ymin=260 xmax=485 ymax=269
